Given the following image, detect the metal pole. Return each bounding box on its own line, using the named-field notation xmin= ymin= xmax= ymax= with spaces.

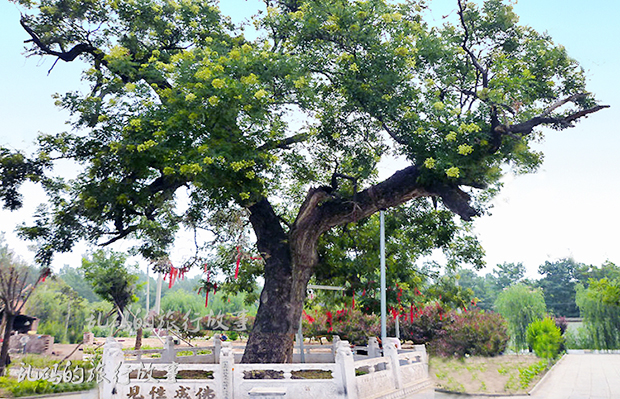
xmin=146 ymin=264 xmax=150 ymax=315
xmin=155 ymin=274 xmax=163 ymax=314
xmin=395 ymin=316 xmax=400 ymax=340
xmin=298 ymin=313 xmax=306 ymax=363
xmin=380 ymin=210 xmax=387 ymax=348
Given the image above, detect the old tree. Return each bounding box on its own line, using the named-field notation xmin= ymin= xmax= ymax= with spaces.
xmin=1 ymin=0 xmax=607 ymax=362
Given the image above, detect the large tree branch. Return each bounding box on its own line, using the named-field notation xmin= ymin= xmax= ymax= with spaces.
xmin=257 ymin=133 xmax=310 ymax=151
xmin=292 ymin=165 xmax=479 ymax=244
xmin=497 ymin=103 xmax=609 ymax=136
xmin=457 ymin=0 xmax=488 ymax=88
xmin=21 ymin=18 xmax=99 ymax=62
xmin=20 ymin=17 xmax=172 ymax=90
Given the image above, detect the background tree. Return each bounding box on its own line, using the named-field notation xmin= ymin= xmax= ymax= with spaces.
xmin=0 ymin=238 xmax=47 ymax=375
xmin=3 ymin=0 xmax=607 ymax=362
xmin=575 ymin=278 xmax=620 ymax=349
xmin=457 ymin=262 xmax=524 ymax=310
xmin=493 ymin=262 xmax=525 ymax=291
xmin=57 ymin=264 xmax=99 ymax=303
xmin=537 ymin=258 xmax=580 ymax=317
xmin=80 ymin=250 xmax=140 ymax=326
xmin=24 ymin=279 xmax=90 ymax=343
xmin=495 ymin=283 xmax=546 ymax=352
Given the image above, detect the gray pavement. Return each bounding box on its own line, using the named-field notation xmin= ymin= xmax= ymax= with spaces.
xmin=530 ymin=353 xmax=620 ymax=399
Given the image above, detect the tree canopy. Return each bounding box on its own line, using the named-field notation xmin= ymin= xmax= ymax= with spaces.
xmin=1 ymin=0 xmax=607 ymax=362
xmin=80 ymin=249 xmax=141 ymax=323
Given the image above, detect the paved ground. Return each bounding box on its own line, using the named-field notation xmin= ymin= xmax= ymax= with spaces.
xmin=436 ymin=353 xmax=620 ymax=399
xmin=529 ymin=353 xmax=620 ymax=399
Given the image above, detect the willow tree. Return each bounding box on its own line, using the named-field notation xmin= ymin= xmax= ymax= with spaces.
xmin=2 ymin=0 xmax=607 ymax=362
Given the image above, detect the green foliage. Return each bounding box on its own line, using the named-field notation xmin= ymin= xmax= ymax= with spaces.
xmin=526 ymin=317 xmax=563 ymax=360
xmin=493 ymin=263 xmax=525 ymax=291
xmin=80 ymin=249 xmax=140 ymax=322
xmin=24 ymin=280 xmax=90 ymax=343
xmin=430 ymin=309 xmax=509 ymax=358
xmin=575 ymin=281 xmax=620 ymax=349
xmin=495 ymin=284 xmax=546 ymax=351
xmin=161 ymin=289 xmax=208 ymax=317
xmin=57 ymin=265 xmax=99 ymax=303
xmin=312 ymin=201 xmax=484 ymax=313
xmin=0 ymin=374 xmax=96 ymax=397
xmin=537 ymin=258 xmax=580 ymax=317
xmin=7 ymin=0 xmax=601 ymax=268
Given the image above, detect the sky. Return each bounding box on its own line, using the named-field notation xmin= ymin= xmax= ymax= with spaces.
xmin=0 ymin=0 xmax=618 ymax=280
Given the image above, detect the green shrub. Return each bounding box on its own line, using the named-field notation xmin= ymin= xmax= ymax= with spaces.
xmin=526 ymin=317 xmax=563 ymax=360
xmin=429 ymin=309 xmax=509 ymax=357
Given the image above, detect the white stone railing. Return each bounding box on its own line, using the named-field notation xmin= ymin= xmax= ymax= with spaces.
xmin=99 ymin=337 xmax=430 ymax=399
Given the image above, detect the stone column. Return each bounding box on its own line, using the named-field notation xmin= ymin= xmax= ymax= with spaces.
xmin=100 ymin=337 xmax=124 ymax=399
xmin=384 ymin=338 xmax=402 ymax=390
xmin=162 ymin=335 xmax=176 ymax=363
xmin=367 ymin=337 xmax=380 ymax=358
xmin=219 ymin=342 xmax=234 ymax=399
xmin=335 ymin=340 xmax=358 ymax=399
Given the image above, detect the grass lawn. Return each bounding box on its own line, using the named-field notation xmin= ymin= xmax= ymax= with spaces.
xmin=429 ymin=354 xmax=550 ymax=395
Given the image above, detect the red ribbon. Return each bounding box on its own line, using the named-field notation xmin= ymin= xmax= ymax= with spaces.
xmin=235 ymin=246 xmax=241 ymax=279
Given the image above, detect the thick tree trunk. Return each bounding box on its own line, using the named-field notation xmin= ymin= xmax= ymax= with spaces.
xmin=0 ymin=313 xmax=15 ymax=376
xmin=242 ymin=199 xmax=303 ymax=363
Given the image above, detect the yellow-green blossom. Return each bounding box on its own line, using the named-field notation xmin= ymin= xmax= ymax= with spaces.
xmin=457 ymin=144 xmax=474 ymax=155
xmin=241 ymin=74 xmax=259 ymax=85
xmin=423 ymin=158 xmax=436 ymax=169
xmin=446 ymin=132 xmax=457 ymax=141
xmin=137 ymin=140 xmax=157 ymax=152
xmin=211 ymin=78 xmax=226 ymax=89
xmin=208 ymin=96 xmax=219 ymax=106
xmin=294 ymin=76 xmax=308 ymax=88
xmin=240 ymin=192 xmax=250 ymax=200
xmin=179 ymin=163 xmax=203 ymax=175
xmin=254 ymin=89 xmax=268 ymax=99
xmin=446 ymin=167 xmax=460 ymax=178
xmin=185 ymin=93 xmax=197 ymax=102
xmin=349 ymin=63 xmax=360 ymax=72
xmin=432 ymin=101 xmax=445 ymax=111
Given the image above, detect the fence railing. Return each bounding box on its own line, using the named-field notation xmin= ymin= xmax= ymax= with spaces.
xmin=99 ymin=336 xmax=431 ymax=399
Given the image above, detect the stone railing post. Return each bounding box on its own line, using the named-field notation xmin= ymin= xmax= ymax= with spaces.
xmin=335 ymin=340 xmax=358 ymax=399
xmin=162 ymin=335 xmax=176 ymax=363
xmin=367 ymin=337 xmax=380 ymax=358
xmin=384 ymin=338 xmax=402 ymax=390
xmin=331 ymin=335 xmax=341 ymax=360
xmin=99 ymin=337 xmax=125 ymax=399
xmin=219 ymin=342 xmax=234 ymax=399
xmin=214 ymin=334 xmax=221 ymax=363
